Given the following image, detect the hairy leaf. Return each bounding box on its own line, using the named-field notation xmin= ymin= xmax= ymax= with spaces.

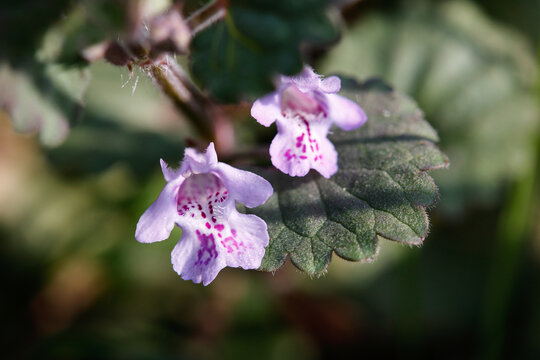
xmin=249 ymin=80 xmax=448 ymax=274
xmin=320 ymin=0 xmax=539 ymax=212
xmin=190 ymin=0 xmax=338 ymax=102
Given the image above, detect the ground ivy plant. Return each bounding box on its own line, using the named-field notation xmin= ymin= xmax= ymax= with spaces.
xmin=0 ymin=0 xmax=448 ymax=284
xmin=250 ymin=79 xmax=448 ymax=274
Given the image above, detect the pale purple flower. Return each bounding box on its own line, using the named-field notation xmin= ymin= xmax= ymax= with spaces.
xmin=135 ymin=143 xmax=273 ymax=285
xmin=251 ymin=66 xmax=367 ymax=178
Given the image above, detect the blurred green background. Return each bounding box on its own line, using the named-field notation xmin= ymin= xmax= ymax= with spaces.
xmin=1 ymin=0 xmax=539 ymax=359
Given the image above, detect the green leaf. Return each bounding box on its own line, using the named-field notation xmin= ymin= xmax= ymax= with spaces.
xmin=189 ymin=0 xmax=338 ymax=102
xmin=319 ymin=0 xmax=539 ymax=212
xmin=248 ymin=80 xmax=448 ymax=274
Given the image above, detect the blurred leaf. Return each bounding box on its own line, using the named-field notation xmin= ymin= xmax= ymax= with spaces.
xmin=0 ymin=1 xmax=123 ymax=147
xmin=0 ymin=63 xmax=90 ymax=147
xmin=249 ymin=80 xmax=448 ymax=274
xmin=44 ymin=62 xmax=187 ymax=179
xmin=0 ymin=0 xmax=137 ymax=147
xmin=190 ymin=0 xmax=339 ymax=102
xmin=1 ymin=0 xmax=128 ymax=66
xmin=320 ymin=0 xmax=539 ymax=212
xmin=37 ymin=3 xmax=122 ymax=66
xmin=473 ymin=0 xmax=540 ymax=44
xmin=0 ymin=0 xmax=72 ymax=63
xmin=46 ymin=114 xmax=185 ymax=179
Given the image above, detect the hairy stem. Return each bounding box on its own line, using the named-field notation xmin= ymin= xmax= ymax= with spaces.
xmin=147 ymin=56 xmax=237 ymax=155
xmin=147 ymin=56 xmax=214 ymax=141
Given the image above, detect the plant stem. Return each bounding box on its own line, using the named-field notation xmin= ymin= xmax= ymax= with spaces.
xmin=144 ymin=2 xmax=235 ymax=152
xmin=147 ymin=56 xmax=214 ymax=141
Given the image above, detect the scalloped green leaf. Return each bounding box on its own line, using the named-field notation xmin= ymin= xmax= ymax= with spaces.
xmin=320 ymin=0 xmax=539 ymax=212
xmin=189 ymin=0 xmax=338 ymax=102
xmin=249 ymin=80 xmax=448 ymax=274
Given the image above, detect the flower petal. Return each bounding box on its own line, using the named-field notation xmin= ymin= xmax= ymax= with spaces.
xmin=214 ymin=163 xmax=273 ymax=208
xmin=222 ymin=210 xmax=268 ymax=269
xmin=160 ymin=159 xmax=180 ymax=182
xmin=270 ymin=118 xmax=312 ymax=177
xmin=179 ymin=142 xmax=219 ymax=175
xmin=171 ymin=227 xmax=226 ymax=286
xmin=270 ymin=117 xmax=334 ymax=177
xmin=279 ymin=66 xmax=321 ymax=92
xmin=320 ymin=76 xmax=341 ymax=93
xmin=310 ymin=135 xmax=338 ymax=178
xmin=171 ymin=205 xmax=268 ymax=285
xmin=135 ymin=179 xmax=182 ymax=243
xmin=250 ymin=91 xmax=281 ymax=127
xmin=281 ymin=84 xmax=324 ymax=116
xmin=138 ymin=144 xmax=274 ymax=285
xmin=327 ymin=94 xmax=367 ymax=131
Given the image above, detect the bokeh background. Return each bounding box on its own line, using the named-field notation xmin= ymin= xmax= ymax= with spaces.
xmin=1 ymin=0 xmax=539 ymax=359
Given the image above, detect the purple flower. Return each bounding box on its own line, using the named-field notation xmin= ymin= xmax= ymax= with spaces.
xmin=251 ymin=66 xmax=367 ymax=178
xmin=135 ymin=143 xmax=273 ymax=285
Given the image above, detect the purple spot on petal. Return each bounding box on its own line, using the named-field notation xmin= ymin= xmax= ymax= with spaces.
xmin=176 ymin=173 xmax=231 ymax=233
xmin=284 ymin=149 xmax=297 ymax=161
xmin=195 ymin=230 xmax=218 ymax=266
xmin=222 ymin=236 xmax=239 ymax=253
